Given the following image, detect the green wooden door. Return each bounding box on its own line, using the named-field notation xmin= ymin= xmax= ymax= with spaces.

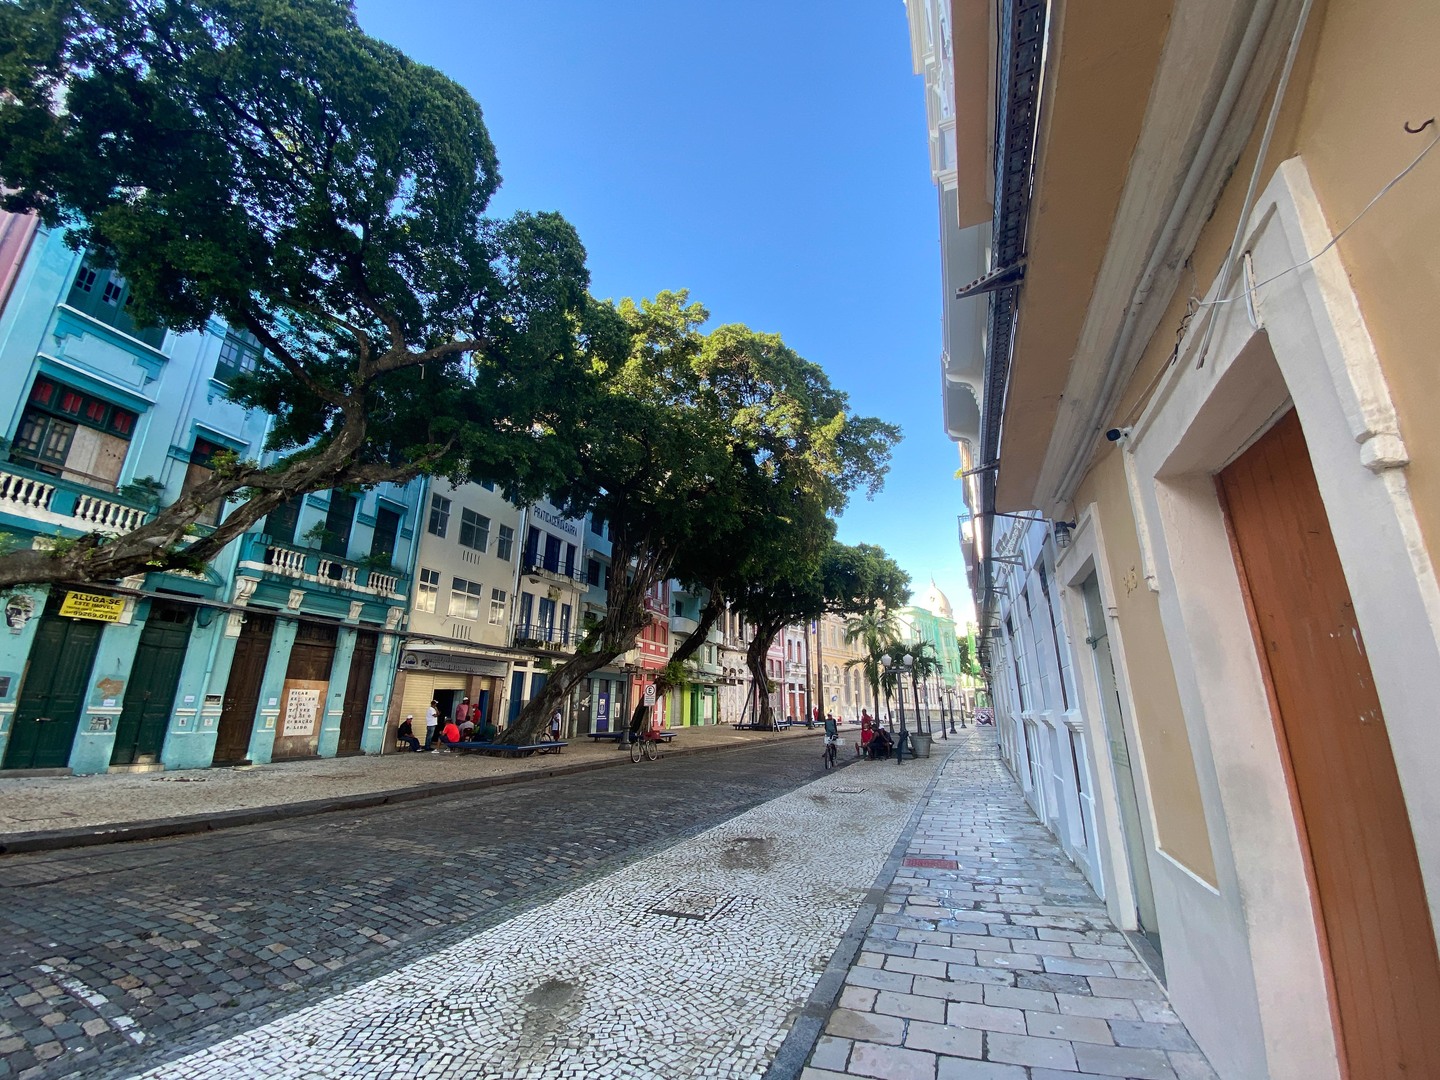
xmin=111 ymin=602 xmax=193 ymax=766
xmin=3 ymin=598 xmax=105 ymax=770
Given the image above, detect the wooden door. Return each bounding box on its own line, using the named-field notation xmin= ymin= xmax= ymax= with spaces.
xmin=271 ymin=621 xmax=336 ymax=760
xmin=2 ymin=596 xmax=103 ymax=770
xmin=111 ymin=602 xmax=192 ymax=765
xmin=1220 ymin=409 xmax=1440 ymax=1078
xmin=337 ymin=630 xmax=377 ymax=755
xmin=214 ymin=613 xmax=274 ymax=764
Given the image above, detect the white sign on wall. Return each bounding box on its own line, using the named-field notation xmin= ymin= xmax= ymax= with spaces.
xmin=282 ymin=688 xmax=322 ymax=737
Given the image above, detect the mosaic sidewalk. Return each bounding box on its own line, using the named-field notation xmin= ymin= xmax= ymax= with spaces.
xmin=799 ymin=730 xmax=1218 ymax=1080
xmin=121 ymin=752 xmax=944 ymax=1079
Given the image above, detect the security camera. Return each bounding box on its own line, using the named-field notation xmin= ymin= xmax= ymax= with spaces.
xmin=1105 ymin=427 xmax=1132 ymax=443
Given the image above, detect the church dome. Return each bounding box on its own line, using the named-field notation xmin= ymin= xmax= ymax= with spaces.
xmin=925 ymin=580 xmax=953 ymax=620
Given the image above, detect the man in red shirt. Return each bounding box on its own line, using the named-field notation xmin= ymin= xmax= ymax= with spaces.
xmin=434 ymin=719 xmax=461 ymax=751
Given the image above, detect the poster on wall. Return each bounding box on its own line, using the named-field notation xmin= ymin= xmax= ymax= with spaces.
xmin=281 ymin=686 xmax=322 ymax=737
xmin=596 ymin=691 xmax=610 ymax=732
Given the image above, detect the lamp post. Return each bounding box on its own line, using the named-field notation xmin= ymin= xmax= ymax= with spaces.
xmin=880 ymin=651 xmax=914 ymax=764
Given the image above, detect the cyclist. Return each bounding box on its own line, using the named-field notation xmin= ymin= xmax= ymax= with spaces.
xmin=822 ymin=712 xmax=840 ymax=768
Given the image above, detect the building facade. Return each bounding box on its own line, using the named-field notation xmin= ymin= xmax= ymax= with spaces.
xmin=931 ymin=0 xmax=1440 ymax=1076
xmin=0 ymin=225 xmax=416 ymax=775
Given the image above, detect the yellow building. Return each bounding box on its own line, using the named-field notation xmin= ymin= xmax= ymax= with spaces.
xmin=943 ymin=1 xmax=1440 ymax=1076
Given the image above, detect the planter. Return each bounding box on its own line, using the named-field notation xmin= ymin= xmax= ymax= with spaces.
xmin=910 ymin=733 xmax=933 ymax=758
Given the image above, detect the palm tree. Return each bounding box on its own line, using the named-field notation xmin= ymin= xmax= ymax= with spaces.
xmin=844 ymin=608 xmax=899 ymax=720
xmin=904 ymin=640 xmax=943 ymax=735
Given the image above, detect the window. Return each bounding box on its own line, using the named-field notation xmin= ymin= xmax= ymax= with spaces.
xmin=589 ymin=515 xmax=605 ymax=536
xmin=215 ymin=330 xmax=263 ymax=384
xmin=12 ymin=377 xmax=139 ymax=491
xmin=264 ymin=496 xmax=302 ymax=544
xmin=564 ymin=543 xmax=576 ymax=578
xmin=489 ymin=588 xmax=507 ymax=625
xmin=459 ymin=508 xmax=490 ymax=552
xmin=481 ymin=480 xmax=495 ymax=491
xmin=180 ymin=437 xmax=226 ymax=526
xmin=560 ymin=603 xmax=572 ymax=644
xmin=416 ymin=568 xmax=440 ymax=613
xmin=65 ymin=258 xmax=165 ymax=349
xmin=587 ymin=559 xmax=602 ymax=587
xmin=673 ymin=598 xmax=684 ymax=617
xmin=518 ymin=591 xmax=534 ymax=628
xmin=537 ymin=596 xmax=556 ymax=636
xmin=450 ymin=577 xmax=484 ymax=620
xmin=543 ymin=534 xmax=562 ymax=573
xmin=427 ymin=494 xmax=450 ymax=537
xmin=371 ymin=507 xmax=401 ymax=562
xmin=496 ymin=524 xmax=514 ymax=561
xmin=322 ymin=491 xmax=357 ymax=557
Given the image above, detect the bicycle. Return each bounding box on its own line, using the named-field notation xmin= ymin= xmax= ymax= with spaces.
xmin=628 ymin=729 xmax=661 ymax=763
xmin=822 ymin=734 xmax=839 ymax=769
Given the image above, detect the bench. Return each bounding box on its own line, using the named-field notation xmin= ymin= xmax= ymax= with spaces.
xmin=447 ymin=740 xmax=568 ymax=757
xmin=732 ymin=721 xmax=791 ymax=731
xmin=586 ymin=730 xmax=679 ymax=744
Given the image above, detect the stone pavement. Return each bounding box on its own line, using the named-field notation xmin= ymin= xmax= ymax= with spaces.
xmin=796 ymin=729 xmax=1218 ymax=1080
xmin=0 ymin=738 xmax=845 ymax=1080
xmin=0 ymin=722 xmax=825 ymax=849
xmin=111 ymin=745 xmax=946 ymax=1079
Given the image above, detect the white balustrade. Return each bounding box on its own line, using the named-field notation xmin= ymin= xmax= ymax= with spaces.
xmin=266 ymin=545 xmax=308 ymax=577
xmin=370 ymin=572 xmax=399 ymax=596
xmin=317 ymin=558 xmax=358 ymax=588
xmin=0 ymin=469 xmax=56 ymax=512
xmin=72 ymin=493 xmax=147 ymax=532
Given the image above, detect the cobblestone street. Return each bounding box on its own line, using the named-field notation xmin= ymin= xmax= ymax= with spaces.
xmin=0 ymin=738 xmax=840 ymax=1079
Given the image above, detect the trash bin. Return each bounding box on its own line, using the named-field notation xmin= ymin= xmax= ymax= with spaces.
xmin=911 ymin=733 xmax=933 ymax=758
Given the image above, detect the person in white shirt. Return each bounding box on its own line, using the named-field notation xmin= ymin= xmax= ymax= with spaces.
xmin=424 ymin=701 xmax=439 ymax=749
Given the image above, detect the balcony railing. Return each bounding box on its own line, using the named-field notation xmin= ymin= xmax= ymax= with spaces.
xmin=669 ymin=614 xmax=699 ymax=636
xmin=0 ymin=463 xmax=152 ymax=536
xmin=521 ymin=555 xmax=586 ymax=584
xmin=250 ymin=538 xmax=406 ymax=599
xmin=512 ymin=622 xmax=577 ymax=651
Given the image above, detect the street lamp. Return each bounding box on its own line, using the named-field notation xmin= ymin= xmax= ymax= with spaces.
xmin=880 ymin=651 xmax=914 ymax=764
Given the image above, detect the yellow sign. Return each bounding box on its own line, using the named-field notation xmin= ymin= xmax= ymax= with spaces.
xmin=59 ymin=591 xmax=125 ymax=623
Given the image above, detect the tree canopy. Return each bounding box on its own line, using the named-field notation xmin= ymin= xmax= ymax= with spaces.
xmin=732 ymin=540 xmax=911 ymax=728
xmin=0 ymin=0 xmax=598 ymax=587
xmin=502 ymin=295 xmax=903 ymax=742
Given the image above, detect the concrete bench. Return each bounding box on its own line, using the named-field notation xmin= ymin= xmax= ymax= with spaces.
xmin=586 ymin=730 xmax=678 ymax=743
xmin=447 ymin=741 xmax=568 ymax=757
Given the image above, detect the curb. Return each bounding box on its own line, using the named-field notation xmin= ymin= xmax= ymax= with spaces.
xmin=762 ymin=747 xmax=956 ymax=1080
xmin=0 ymin=730 xmax=823 ymax=856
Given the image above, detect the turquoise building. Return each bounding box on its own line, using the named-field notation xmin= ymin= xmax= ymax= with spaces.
xmin=0 ymin=222 xmax=419 ymax=774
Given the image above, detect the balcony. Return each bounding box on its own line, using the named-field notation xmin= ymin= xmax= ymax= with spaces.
xmin=0 ymin=463 xmax=152 ymax=537
xmin=512 ymin=622 xmax=577 ymax=652
xmin=669 ymin=614 xmax=699 ymax=636
xmin=521 ymin=554 xmax=586 ymax=585
xmin=243 ymin=536 xmax=406 ymax=599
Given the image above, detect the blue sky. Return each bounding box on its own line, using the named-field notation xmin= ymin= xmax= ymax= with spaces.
xmin=354 ymin=0 xmax=975 ymax=623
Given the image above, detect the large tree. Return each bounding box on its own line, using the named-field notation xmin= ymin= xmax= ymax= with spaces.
xmin=502 ymin=296 xmax=900 ymax=743
xmin=732 ymin=540 xmax=911 ymax=729
xmin=0 ymin=0 xmax=598 ymax=587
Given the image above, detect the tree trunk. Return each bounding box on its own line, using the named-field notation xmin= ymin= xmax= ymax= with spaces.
xmin=504 ymin=528 xmax=670 ymax=744
xmin=744 ymin=620 xmax=783 ymax=729
xmin=654 ymin=586 xmax=723 ymax=695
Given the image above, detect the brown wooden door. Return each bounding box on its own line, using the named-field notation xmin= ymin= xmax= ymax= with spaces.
xmin=272 ymin=621 xmax=337 ymax=760
xmin=214 ymin=613 xmax=275 ymax=764
xmin=1220 ymin=409 xmax=1440 ymax=1079
xmin=337 ymin=630 xmax=377 ymax=755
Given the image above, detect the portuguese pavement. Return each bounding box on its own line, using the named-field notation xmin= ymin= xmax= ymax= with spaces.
xmin=0 ymin=730 xmax=1217 ymax=1079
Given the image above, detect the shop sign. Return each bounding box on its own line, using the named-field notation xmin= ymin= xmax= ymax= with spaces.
xmin=401 ymin=650 xmax=507 ymax=677
xmin=59 ymin=591 xmax=125 ymax=622
xmin=596 ymin=691 xmax=610 ymax=729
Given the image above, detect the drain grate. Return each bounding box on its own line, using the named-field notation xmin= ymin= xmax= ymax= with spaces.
xmin=647 ymin=889 xmax=739 ymax=922
xmin=832 ymin=787 xmax=866 ymax=794
xmin=903 ymin=857 xmax=960 ymax=870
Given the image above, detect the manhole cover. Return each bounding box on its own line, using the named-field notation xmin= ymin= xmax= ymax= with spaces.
xmin=833 ymin=787 xmax=866 ymax=794
xmin=903 ymin=857 xmax=960 ymax=870
xmin=647 ymin=889 xmax=738 ymax=922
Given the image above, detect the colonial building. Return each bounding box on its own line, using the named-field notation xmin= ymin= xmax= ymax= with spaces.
xmin=0 ymin=223 xmax=415 ymax=774
xmin=390 ymin=477 xmax=519 ymax=735
xmin=932 ymin=0 xmax=1440 ymax=1075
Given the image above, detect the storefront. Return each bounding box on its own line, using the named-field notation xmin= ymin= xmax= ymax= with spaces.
xmin=394 ymin=648 xmax=509 ymax=735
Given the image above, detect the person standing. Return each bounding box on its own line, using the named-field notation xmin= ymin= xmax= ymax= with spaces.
xmin=455 ymin=696 xmax=471 ymax=726
xmin=424 ymin=700 xmax=439 ymax=749
xmin=548 ymin=708 xmax=563 ymax=742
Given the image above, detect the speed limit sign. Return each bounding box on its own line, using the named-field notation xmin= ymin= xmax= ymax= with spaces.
xmin=644 ymin=683 xmax=656 ymax=706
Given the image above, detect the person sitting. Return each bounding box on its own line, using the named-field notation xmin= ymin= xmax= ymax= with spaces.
xmin=433 ymin=719 xmax=461 ymax=751
xmin=870 ymin=726 xmax=893 ymax=760
xmin=396 ymin=715 xmax=421 ymax=752
xmin=458 ymin=716 xmax=477 ymax=740
xmin=479 ymin=718 xmax=498 ymax=743
xmin=858 ymin=719 xmax=873 ymax=759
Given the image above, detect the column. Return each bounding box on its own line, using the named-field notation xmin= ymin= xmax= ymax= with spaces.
xmin=247 ymin=617 xmax=299 ymax=765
